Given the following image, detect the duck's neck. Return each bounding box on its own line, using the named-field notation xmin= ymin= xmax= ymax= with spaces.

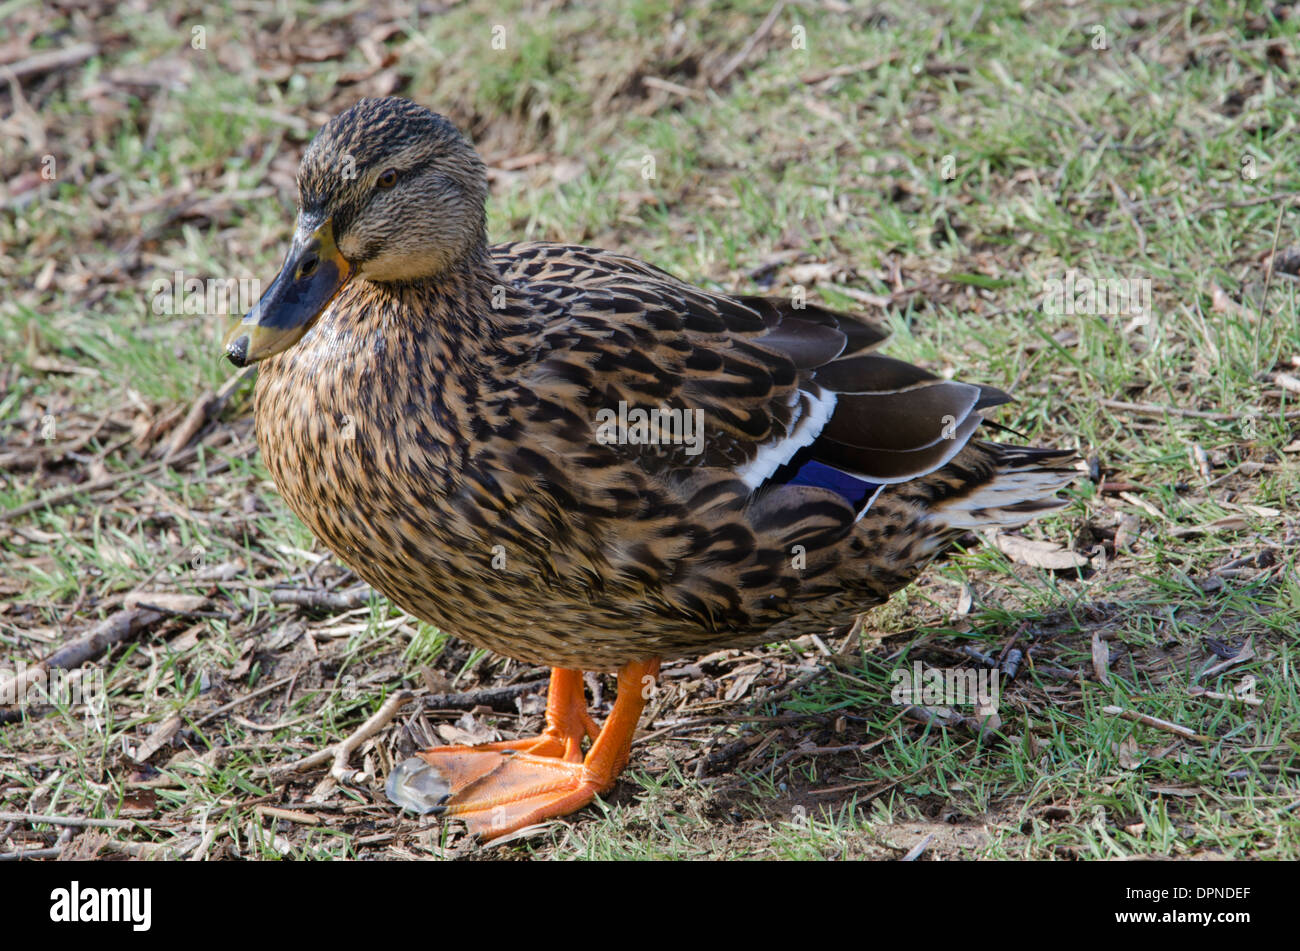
xmin=361 ymin=245 xmax=507 ymax=345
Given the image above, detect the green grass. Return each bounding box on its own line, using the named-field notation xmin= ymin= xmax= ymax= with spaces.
xmin=1 ymin=0 xmax=1297 ymax=860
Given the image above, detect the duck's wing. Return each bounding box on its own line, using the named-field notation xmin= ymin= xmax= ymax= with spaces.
xmin=492 ymin=241 xmax=1007 ymax=509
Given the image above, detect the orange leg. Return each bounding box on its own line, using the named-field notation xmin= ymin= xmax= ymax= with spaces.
xmin=386 ymin=658 xmax=661 ymax=840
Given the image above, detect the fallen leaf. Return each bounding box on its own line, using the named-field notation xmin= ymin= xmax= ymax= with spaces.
xmin=132 ymin=714 xmax=183 ymax=764
xmin=1091 ymin=631 xmax=1111 ymax=686
xmin=1210 ymin=282 xmax=1257 ymax=321
xmin=436 ymin=711 xmax=500 ymax=746
xmin=994 ymin=534 xmax=1090 ymax=569
xmin=723 ymin=662 xmax=763 ymax=702
xmin=787 ymin=262 xmax=838 ymax=285
xmin=1114 ymin=512 xmax=1141 ymax=552
xmin=956 ymin=584 xmax=974 ymax=616
xmin=1240 ymin=504 xmax=1281 ymax=517
xmin=193 ymin=558 xmax=245 ymax=582
xmin=1116 ymin=736 xmax=1144 ymax=770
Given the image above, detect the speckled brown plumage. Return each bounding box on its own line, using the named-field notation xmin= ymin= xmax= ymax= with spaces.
xmin=242 ymin=101 xmax=1076 ymax=673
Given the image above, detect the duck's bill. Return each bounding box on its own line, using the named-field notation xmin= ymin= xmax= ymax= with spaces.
xmin=223 ymin=219 xmax=352 ymax=367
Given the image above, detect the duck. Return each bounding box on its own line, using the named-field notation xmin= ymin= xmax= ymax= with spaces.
xmin=223 ymin=96 xmax=1076 ymax=840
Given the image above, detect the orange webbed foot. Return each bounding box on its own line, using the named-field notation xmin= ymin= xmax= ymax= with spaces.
xmin=386 ymin=748 xmax=600 ymax=837
xmin=386 ymin=660 xmax=659 ymax=840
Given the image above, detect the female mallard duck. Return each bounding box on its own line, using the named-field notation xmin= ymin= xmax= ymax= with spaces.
xmin=225 ymin=97 xmax=1075 ymax=839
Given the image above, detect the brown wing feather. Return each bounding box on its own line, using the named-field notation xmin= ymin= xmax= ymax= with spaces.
xmin=492 ymin=241 xmax=995 ymax=490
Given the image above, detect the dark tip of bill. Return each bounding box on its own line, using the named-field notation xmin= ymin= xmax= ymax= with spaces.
xmin=226 ymin=334 xmax=249 ymax=367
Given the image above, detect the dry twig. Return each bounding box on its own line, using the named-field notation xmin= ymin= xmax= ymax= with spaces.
xmin=280 ymin=689 xmax=417 ymax=783
xmin=1103 ymin=705 xmax=1208 ymax=742
xmin=712 ymin=0 xmax=786 ymax=87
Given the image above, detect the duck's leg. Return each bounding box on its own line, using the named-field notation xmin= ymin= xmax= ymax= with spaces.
xmin=442 ymin=667 xmax=599 ymax=760
xmin=386 ymin=658 xmax=660 ymax=839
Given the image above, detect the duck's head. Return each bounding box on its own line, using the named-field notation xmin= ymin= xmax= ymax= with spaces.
xmin=224 ymin=97 xmax=487 ymax=366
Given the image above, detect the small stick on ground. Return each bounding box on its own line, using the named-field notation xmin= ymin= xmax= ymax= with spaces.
xmin=697 ymin=733 xmax=762 ymax=778
xmin=98 ymin=838 xmax=198 ymax=860
xmin=1119 ymin=490 xmax=1169 ymax=521
xmin=192 ymin=675 xmax=294 ymax=727
xmin=161 ymin=366 xmax=255 ymax=459
xmin=958 ymin=645 xmax=998 ymax=667
xmin=1103 ymin=705 xmax=1208 ymax=742
xmin=255 ymin=806 xmax=322 ymax=826
xmin=904 ymin=705 xmax=1005 ymax=744
xmin=162 ymin=391 xmax=217 ymax=459
xmin=0 ymin=846 xmax=63 ymax=861
xmin=270 ymin=586 xmax=374 ymax=612
xmin=716 ymin=734 xmax=893 ymax=794
xmin=801 ymin=51 xmax=902 ymax=85
xmin=0 ymin=812 xmax=138 ymax=830
xmin=1 ymin=42 xmax=97 ymax=81
xmin=1273 ymin=371 xmax=1300 ymax=395
xmin=712 ymin=0 xmax=785 ymax=87
xmin=0 ymin=607 xmax=164 ymax=705
xmin=1099 ymin=398 xmax=1300 ymax=421
xmin=422 ymin=679 xmax=550 ymax=713
xmin=1188 ymin=686 xmax=1263 ymax=707
xmin=754 ymin=665 xmax=826 ymax=706
xmin=901 ymin=833 xmax=934 ymax=862
xmin=1197 ymin=638 xmax=1256 ymax=682
xmin=641 ymin=76 xmax=704 ymax=100
xmin=280 ymin=689 xmax=416 ymax=783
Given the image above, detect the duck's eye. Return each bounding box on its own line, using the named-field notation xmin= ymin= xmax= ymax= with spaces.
xmin=376 ymin=168 xmax=399 ymax=189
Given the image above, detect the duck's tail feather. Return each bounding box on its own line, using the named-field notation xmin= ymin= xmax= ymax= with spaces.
xmin=921 ymin=442 xmax=1078 ymax=535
